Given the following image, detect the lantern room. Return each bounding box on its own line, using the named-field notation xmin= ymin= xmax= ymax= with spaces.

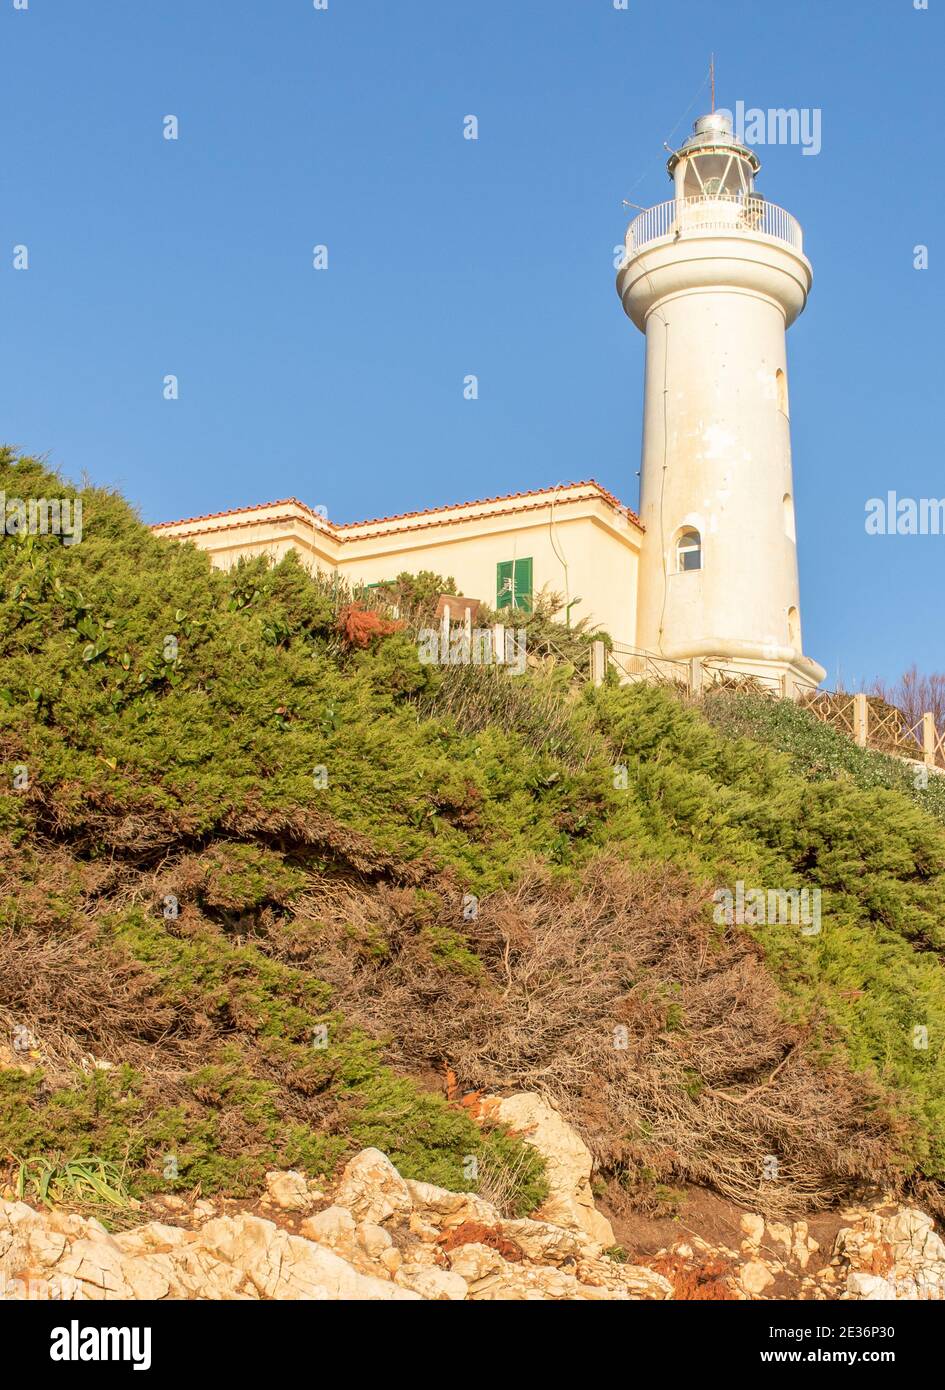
xmin=667 ymin=111 xmax=760 ymax=202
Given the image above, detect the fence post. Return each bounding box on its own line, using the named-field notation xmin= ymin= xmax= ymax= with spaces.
xmin=853 ymin=693 xmax=869 ymax=748
xmin=689 ymin=657 xmax=704 ymax=697
xmin=492 ymin=623 xmax=505 ymax=665
xmin=440 ymin=603 xmax=451 ymax=659
xmin=923 ymin=713 xmax=936 ymax=768
xmin=591 ymin=640 xmax=606 ymax=688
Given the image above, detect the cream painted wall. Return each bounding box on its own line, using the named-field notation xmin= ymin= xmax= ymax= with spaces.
xmin=339 ymin=511 xmax=639 ymax=643
xmin=617 ymin=219 xmax=825 ymax=688
xmin=155 ymin=495 xmax=642 ymax=647
xmin=167 ymin=513 xmax=337 ymax=574
xmin=635 ymin=286 xmax=801 ymax=658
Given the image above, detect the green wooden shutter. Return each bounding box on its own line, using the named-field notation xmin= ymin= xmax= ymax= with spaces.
xmin=513 ymin=557 xmax=533 ymax=612
xmin=496 ymin=560 xmax=514 ymax=610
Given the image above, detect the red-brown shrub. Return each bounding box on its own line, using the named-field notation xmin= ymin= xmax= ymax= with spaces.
xmin=336 ymin=602 xmax=404 ymax=648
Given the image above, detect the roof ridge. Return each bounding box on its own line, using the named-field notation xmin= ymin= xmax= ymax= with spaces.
xmin=153 ymin=480 xmax=639 ymax=534
xmin=152 ymin=497 xmax=321 ymax=530
xmin=336 ymin=481 xmax=618 ymax=529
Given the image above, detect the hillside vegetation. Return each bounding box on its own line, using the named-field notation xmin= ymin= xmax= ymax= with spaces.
xmin=2 ymin=448 xmax=945 ymax=1222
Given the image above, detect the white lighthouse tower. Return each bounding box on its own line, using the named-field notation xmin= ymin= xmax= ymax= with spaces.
xmin=617 ymin=110 xmax=826 ymax=695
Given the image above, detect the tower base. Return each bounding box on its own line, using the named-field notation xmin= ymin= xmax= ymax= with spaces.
xmin=674 ymin=641 xmax=826 ymax=700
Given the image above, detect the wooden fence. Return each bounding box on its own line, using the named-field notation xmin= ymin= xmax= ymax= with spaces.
xmin=589 ymin=641 xmax=945 ymax=773
xmin=429 ymin=619 xmax=945 ymax=774
xmin=802 ymin=691 xmax=945 ymax=771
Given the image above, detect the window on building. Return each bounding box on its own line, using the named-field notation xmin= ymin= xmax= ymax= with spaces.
xmin=682 ymin=151 xmax=754 ymax=201
xmin=675 ymin=528 xmax=702 ymax=573
xmin=776 ymin=368 xmax=789 ymax=417
xmin=496 ymin=557 xmax=533 ymax=612
xmin=788 ymin=606 xmax=800 ymax=647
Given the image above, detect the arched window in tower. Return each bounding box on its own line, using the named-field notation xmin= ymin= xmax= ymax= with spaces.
xmin=788 ymin=607 xmax=800 ymax=649
xmin=783 ymin=493 xmax=796 ymax=543
xmin=675 ymin=527 xmax=702 ymax=573
xmin=776 ymin=368 xmax=790 ymax=417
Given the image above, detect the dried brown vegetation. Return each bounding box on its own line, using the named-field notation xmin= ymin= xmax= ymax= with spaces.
xmin=335 ymin=602 xmax=404 ymax=649
xmin=0 ymin=830 xmax=915 ymax=1220
xmin=306 ymin=856 xmax=911 ymax=1218
xmin=649 ymin=1250 xmax=738 ymax=1301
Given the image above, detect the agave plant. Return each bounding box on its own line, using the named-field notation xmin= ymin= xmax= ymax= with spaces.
xmin=15 ymin=1154 xmax=132 ymax=1213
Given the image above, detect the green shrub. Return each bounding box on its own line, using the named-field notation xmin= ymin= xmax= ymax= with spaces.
xmin=4 ymin=446 xmax=945 ymax=1210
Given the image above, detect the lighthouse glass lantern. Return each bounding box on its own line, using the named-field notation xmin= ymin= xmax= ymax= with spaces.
xmin=669 ymin=112 xmax=759 ymax=204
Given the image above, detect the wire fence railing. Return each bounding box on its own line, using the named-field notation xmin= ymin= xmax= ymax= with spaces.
xmin=623 ymin=193 xmax=804 ymax=260
xmin=589 ymin=641 xmax=945 ymax=774
xmin=419 ymin=616 xmax=945 ymax=775
xmin=606 ymin=643 xmax=690 ymax=689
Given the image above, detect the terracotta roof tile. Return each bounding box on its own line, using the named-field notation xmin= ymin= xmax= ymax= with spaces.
xmin=153 ymin=481 xmax=642 ymax=537
xmin=152 ymin=497 xmax=323 ymax=530
xmin=335 ymin=481 xmax=636 ymax=529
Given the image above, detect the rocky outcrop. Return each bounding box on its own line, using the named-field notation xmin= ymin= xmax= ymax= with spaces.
xmin=332 ymin=1149 xmax=412 ymax=1226
xmin=263 ymin=1170 xmax=321 ymax=1213
xmin=836 ymin=1206 xmax=945 ymax=1301
xmin=652 ymin=1205 xmax=945 ymax=1301
xmin=0 ymin=1147 xmax=670 ymax=1302
xmin=481 ymin=1092 xmax=615 ymax=1250
xmin=2 ymin=1131 xmax=941 ymax=1301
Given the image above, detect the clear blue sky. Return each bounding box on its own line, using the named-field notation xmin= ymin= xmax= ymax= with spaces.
xmin=2 ymin=0 xmax=942 ymax=685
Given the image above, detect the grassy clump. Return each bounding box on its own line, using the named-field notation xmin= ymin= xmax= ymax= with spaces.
xmin=14 ymin=1152 xmax=135 ymax=1230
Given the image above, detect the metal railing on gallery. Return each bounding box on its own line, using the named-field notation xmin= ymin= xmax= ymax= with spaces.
xmin=622 ymin=193 xmax=804 ymax=261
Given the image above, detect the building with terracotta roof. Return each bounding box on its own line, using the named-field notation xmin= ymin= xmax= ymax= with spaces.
xmin=152 ymin=481 xmax=643 ymax=649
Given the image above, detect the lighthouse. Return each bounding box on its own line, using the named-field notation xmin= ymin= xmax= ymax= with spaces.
xmin=617 ymin=110 xmax=826 ymax=695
